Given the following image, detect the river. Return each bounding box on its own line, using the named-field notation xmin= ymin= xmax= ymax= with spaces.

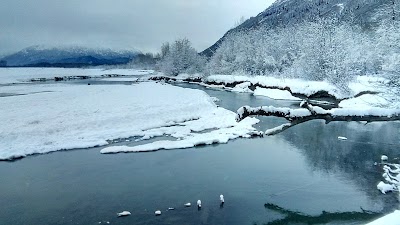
xmin=0 ymin=79 xmax=399 ymax=225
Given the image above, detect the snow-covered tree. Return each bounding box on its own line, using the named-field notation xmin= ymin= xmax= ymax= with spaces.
xmin=158 ymin=39 xmax=206 ymax=76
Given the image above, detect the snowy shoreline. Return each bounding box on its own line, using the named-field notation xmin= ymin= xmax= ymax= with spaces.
xmin=1 ymin=68 xmax=398 ymax=160
xmin=146 ymin=74 xmax=391 ymax=108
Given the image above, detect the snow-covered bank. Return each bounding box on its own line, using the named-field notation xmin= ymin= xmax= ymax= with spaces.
xmin=146 ymin=74 xmax=387 ymax=105
xmin=204 ymin=75 xmax=379 ymax=100
xmin=253 ymin=87 xmax=301 ymax=100
xmin=365 ymin=210 xmax=400 ymax=225
xmin=0 ymin=68 xmax=153 ymax=84
xmin=0 ymin=82 xmax=259 ymax=160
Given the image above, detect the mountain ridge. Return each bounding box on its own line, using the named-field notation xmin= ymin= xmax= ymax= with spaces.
xmin=0 ymin=46 xmax=140 ymax=67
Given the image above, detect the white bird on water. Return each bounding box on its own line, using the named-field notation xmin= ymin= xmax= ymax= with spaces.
xmin=184 ymin=202 xmax=191 ymax=207
xmin=220 ymin=194 xmax=224 ymax=203
xmin=155 ymin=210 xmax=162 ymax=216
xmin=197 ymin=200 xmax=202 ymax=208
xmin=381 ymin=155 xmax=389 ymax=161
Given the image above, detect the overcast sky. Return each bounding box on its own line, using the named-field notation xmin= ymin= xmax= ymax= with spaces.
xmin=0 ymin=0 xmax=275 ymax=55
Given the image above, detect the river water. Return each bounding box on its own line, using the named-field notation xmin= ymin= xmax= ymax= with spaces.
xmin=0 ymin=79 xmax=399 ymax=225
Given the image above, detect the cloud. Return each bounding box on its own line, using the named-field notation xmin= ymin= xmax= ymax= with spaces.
xmin=0 ymin=0 xmax=274 ymax=54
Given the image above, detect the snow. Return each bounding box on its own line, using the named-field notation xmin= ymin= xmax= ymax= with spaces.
xmin=0 ymin=67 xmax=153 ymax=84
xmin=377 ymin=181 xmax=395 ymax=194
xmin=339 ymin=94 xmax=390 ymax=109
xmin=253 ymin=87 xmax=301 ymax=100
xmin=117 ymin=211 xmax=131 ymax=217
xmin=100 ymin=77 xmax=138 ymax=82
xmin=206 ymin=75 xmax=344 ymax=98
xmin=100 ymin=116 xmax=259 ymax=153
xmin=365 ymin=210 xmax=400 ymax=225
xmin=265 ymin=123 xmax=292 ymax=135
xmin=205 ymin=75 xmax=384 ymax=99
xmin=0 ymin=82 xmax=258 ymax=160
xmin=231 ymin=82 xmax=253 ymax=93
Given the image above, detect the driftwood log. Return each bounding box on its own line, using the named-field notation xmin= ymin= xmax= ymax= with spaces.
xmin=236 ymin=101 xmax=400 ymax=135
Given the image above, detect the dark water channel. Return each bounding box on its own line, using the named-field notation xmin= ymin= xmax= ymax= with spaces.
xmin=1 ymin=79 xmax=399 ymax=225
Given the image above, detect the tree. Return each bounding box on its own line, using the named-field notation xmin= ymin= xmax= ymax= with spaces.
xmin=158 ymin=38 xmax=206 ymax=76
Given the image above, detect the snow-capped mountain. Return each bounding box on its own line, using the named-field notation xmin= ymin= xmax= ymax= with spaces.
xmin=0 ymin=46 xmax=140 ymax=67
xmin=202 ymin=0 xmax=397 ymax=57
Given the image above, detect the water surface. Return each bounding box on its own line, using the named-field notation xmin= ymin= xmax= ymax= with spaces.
xmin=1 ymin=79 xmax=399 ymax=225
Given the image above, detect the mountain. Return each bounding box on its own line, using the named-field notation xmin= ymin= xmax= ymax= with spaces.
xmin=202 ymin=0 xmax=396 ymax=57
xmin=0 ymin=46 xmax=140 ymax=67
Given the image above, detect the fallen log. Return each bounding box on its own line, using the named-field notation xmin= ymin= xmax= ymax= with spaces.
xmin=236 ymin=101 xmax=400 ymax=135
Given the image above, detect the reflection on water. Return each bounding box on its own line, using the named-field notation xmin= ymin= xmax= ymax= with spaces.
xmin=0 ymin=80 xmax=399 ymax=225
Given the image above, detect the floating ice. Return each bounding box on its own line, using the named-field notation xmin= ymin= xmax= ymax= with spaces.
xmin=117 ymin=211 xmax=131 ymax=217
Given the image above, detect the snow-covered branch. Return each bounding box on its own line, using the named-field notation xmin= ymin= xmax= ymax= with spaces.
xmin=236 ymin=101 xmax=400 ymax=135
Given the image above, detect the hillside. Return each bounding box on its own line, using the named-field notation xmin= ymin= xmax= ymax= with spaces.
xmin=202 ymin=0 xmax=397 ymax=57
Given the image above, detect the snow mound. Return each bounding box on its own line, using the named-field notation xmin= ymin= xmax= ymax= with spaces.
xmin=0 ymin=82 xmax=258 ymax=160
xmin=253 ymin=87 xmax=301 ymax=100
